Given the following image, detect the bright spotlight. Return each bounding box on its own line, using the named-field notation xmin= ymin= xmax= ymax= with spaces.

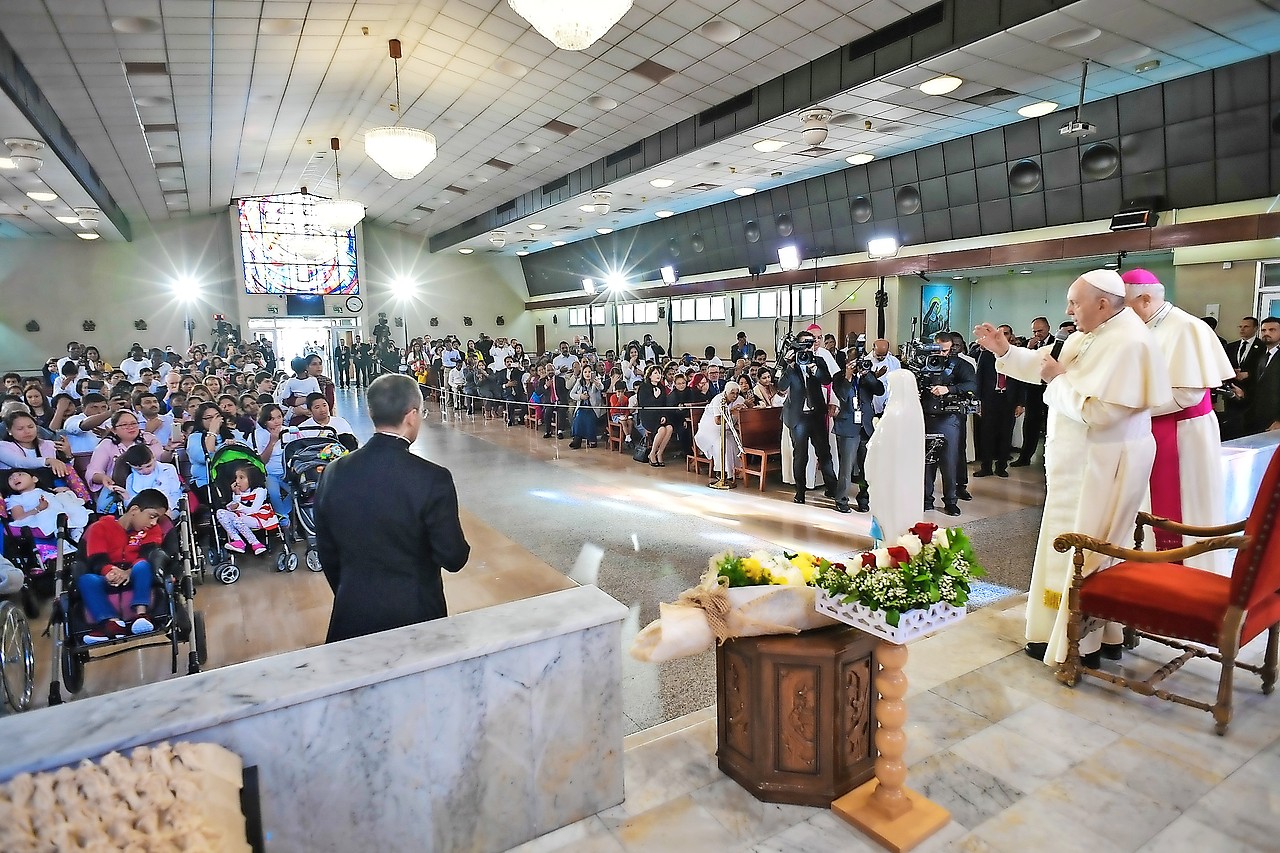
xmin=660 ymin=265 xmax=677 ymax=284
xmin=777 ymin=245 xmax=801 ymax=271
xmin=606 ymin=274 xmax=627 ymax=291
xmin=582 ymin=277 xmax=597 ymax=294
xmin=867 ymin=236 xmax=900 ymax=259
xmin=391 ymin=277 xmax=415 ymax=298
xmin=172 ymin=276 xmax=200 ymax=301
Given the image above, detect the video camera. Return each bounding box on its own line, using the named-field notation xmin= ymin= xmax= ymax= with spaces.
xmin=778 ymin=331 xmax=815 ymax=366
xmin=901 ymin=339 xmax=979 ymax=417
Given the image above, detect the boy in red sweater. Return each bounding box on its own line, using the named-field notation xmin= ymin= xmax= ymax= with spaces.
xmin=80 ymin=489 xmax=168 ymax=644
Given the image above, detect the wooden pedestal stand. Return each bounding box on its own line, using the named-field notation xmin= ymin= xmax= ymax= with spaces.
xmin=830 ymin=640 xmax=949 ymax=852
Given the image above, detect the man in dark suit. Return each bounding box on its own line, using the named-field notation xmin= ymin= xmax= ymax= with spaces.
xmin=1224 ymin=316 xmax=1265 ymax=439
xmin=974 ymin=325 xmax=1023 ymax=478
xmin=1011 ymin=317 xmax=1052 ymax=467
xmin=314 ymin=374 xmax=469 ymax=643
xmin=332 ymin=341 xmax=351 ymax=389
xmin=1245 ymin=317 xmax=1280 ymax=435
xmin=778 ymin=328 xmax=840 ymax=505
xmin=831 ymin=355 xmax=884 ymax=513
xmin=352 ymin=336 xmax=373 ymax=388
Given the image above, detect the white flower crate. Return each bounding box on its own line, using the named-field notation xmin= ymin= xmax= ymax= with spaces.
xmin=815 ymin=591 xmax=966 ymax=644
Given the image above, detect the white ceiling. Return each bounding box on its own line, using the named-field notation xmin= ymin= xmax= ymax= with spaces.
xmin=0 ymin=0 xmax=1277 ymax=249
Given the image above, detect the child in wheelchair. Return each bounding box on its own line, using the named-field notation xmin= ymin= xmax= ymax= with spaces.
xmin=79 ymin=490 xmax=168 ymax=644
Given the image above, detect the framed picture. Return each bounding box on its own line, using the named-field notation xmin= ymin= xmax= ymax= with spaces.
xmin=920 ymin=285 xmax=953 ymax=339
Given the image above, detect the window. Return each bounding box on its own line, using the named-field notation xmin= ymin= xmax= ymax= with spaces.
xmin=671 ymin=295 xmax=726 ymax=322
xmin=740 ymin=286 xmax=820 ymax=319
xmin=237 ymin=193 xmax=358 ymax=295
xmin=568 ymin=306 xmax=606 ymax=326
xmin=615 ymin=302 xmax=659 ymax=325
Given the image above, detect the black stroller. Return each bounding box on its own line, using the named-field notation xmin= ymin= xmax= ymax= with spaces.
xmin=282 ymin=425 xmax=349 ymax=573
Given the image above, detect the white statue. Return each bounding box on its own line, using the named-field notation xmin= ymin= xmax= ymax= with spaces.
xmin=863 ymin=369 xmax=925 ymax=544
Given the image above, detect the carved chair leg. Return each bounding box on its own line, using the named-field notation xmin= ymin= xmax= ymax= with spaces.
xmin=1122 ymin=626 xmax=1140 ymax=650
xmin=1057 ymin=549 xmax=1085 ymax=688
xmin=1262 ymin=624 xmax=1279 ymax=696
xmin=1214 ymin=638 xmax=1240 ymax=736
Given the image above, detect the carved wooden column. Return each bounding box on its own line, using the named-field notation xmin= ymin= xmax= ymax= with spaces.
xmin=716 ymin=626 xmax=878 ymax=806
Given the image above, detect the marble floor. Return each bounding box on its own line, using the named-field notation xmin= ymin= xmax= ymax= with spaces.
xmin=507 ymin=595 xmax=1280 ymax=853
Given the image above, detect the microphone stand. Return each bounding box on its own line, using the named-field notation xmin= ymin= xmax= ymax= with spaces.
xmin=709 ymin=395 xmax=740 ymax=490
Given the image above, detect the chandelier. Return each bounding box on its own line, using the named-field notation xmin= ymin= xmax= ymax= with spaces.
xmin=313 ymin=137 xmax=365 ymax=233
xmin=507 ymin=0 xmax=632 ymax=51
xmin=365 ymin=39 xmax=436 ymax=180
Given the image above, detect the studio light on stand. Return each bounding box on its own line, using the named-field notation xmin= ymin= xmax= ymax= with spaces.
xmin=660 ymin=265 xmax=677 ymax=284
xmin=778 ymin=245 xmax=801 ymax=271
xmin=171 ymin=276 xmax=200 ymax=349
xmin=868 ymin=236 xmax=899 ymax=259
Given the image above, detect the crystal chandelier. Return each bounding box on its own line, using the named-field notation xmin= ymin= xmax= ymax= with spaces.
xmin=283 ymin=191 xmax=336 ymax=260
xmin=314 ymin=137 xmax=365 ymax=233
xmin=365 ymin=39 xmax=436 ymax=180
xmin=507 ymin=0 xmax=633 ymax=51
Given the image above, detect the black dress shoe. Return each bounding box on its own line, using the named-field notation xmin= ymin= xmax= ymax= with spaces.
xmin=834 ymin=503 xmax=852 ymax=514
xmin=569 ymin=438 xmax=582 ymax=449
xmin=542 ymin=432 xmax=553 ymax=439
xmin=942 ymin=504 xmax=961 ymax=517
xmin=923 ymin=502 xmax=936 ymax=512
xmin=973 ymin=468 xmax=994 ymax=477
xmin=1102 ymin=643 xmax=1124 ymax=660
xmin=996 ymin=468 xmax=1009 ymax=478
xmin=793 ymin=494 xmax=806 ymax=504
xmin=1010 ymin=459 xmax=1031 ymax=468
xmin=1081 ymin=650 xmax=1102 ymax=669
xmin=823 ymin=486 xmax=836 ymax=499
xmin=1025 ymin=642 xmax=1048 ymax=661
xmin=956 ymin=489 xmax=973 ymax=501
xmin=855 ymin=502 xmax=870 ymax=513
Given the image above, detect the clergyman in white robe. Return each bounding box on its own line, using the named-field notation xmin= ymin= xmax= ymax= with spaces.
xmin=864 ymin=369 xmax=925 ymax=544
xmin=978 ymin=271 xmax=1172 ymax=665
xmin=1123 ymin=269 xmax=1236 ymax=574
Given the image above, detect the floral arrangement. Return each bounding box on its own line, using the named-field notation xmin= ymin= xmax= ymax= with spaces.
xmin=812 ymin=522 xmax=984 ymax=627
xmin=711 ymin=550 xmax=829 ymax=588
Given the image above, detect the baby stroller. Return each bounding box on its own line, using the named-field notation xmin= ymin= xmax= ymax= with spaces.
xmin=197 ymin=442 xmax=298 ymax=582
xmin=282 ymin=425 xmax=349 ymax=574
xmin=1 ymin=467 xmax=88 ymax=617
xmin=47 ymin=504 xmax=207 ymax=705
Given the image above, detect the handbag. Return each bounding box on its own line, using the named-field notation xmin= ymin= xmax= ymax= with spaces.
xmin=633 ymin=443 xmax=650 ymax=463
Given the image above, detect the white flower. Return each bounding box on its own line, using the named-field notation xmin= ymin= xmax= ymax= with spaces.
xmin=932 ymin=528 xmax=950 ymax=549
xmin=897 ymin=533 xmax=923 ymax=558
xmin=874 ymin=548 xmax=893 ymax=568
xmin=774 ymin=565 xmax=806 ymax=586
xmin=844 ymin=563 xmax=863 ymax=577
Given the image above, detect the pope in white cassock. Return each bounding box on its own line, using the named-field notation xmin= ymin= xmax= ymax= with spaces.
xmin=1122 ymin=269 xmax=1236 ymax=575
xmin=974 ymin=270 xmax=1172 ymax=666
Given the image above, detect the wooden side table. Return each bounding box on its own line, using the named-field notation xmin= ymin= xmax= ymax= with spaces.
xmin=716 ymin=626 xmax=878 ymax=807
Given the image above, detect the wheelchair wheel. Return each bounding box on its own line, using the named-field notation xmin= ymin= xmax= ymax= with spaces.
xmin=215 ymin=563 xmax=240 ymax=585
xmin=193 ymin=611 xmax=208 ymax=666
xmin=306 ymin=550 xmax=323 ymax=573
xmin=61 ymin=643 xmax=85 ymax=695
xmin=0 ymin=602 xmax=34 ymax=712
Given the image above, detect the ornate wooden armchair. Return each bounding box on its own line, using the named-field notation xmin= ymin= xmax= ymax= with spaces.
xmin=1052 ymin=450 xmax=1280 ymax=735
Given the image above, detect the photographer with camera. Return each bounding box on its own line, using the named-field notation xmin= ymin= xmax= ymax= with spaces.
xmin=831 ymin=354 xmax=884 ymax=514
xmin=778 ymin=325 xmax=840 ymax=505
xmin=918 ymin=331 xmax=976 ymax=516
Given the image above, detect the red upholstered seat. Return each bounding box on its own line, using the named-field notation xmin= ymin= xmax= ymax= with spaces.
xmin=1080 ymin=562 xmax=1229 ymax=646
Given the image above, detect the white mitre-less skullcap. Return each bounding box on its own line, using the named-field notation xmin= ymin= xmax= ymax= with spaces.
xmin=1078 ymin=269 xmax=1126 ymax=297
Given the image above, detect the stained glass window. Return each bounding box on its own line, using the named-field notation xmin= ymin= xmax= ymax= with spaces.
xmin=237 ymin=193 xmax=358 ymax=295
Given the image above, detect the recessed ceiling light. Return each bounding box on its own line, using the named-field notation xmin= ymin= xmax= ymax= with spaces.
xmin=55 ymin=215 xmax=79 ymax=224
xmin=1018 ymin=269 xmax=1032 ymax=274
xmin=918 ymin=75 xmax=963 ymax=96
xmin=77 ymin=232 xmax=100 ymax=240
xmin=655 ymin=210 xmax=674 ymax=218
xmin=440 ymin=118 xmax=466 ymax=131
xmin=699 ymin=19 xmax=741 ymax=44
xmin=514 ymin=142 xmax=541 ymax=155
xmin=458 ymin=248 xmax=474 ymax=254
xmin=494 ymin=58 xmax=528 ymax=78
xmin=528 ymin=223 xmax=546 ymax=230
xmin=259 ymin=19 xmax=302 ymax=35
xmin=587 ymin=95 xmax=618 ymax=110
xmin=733 ymin=187 xmax=756 ymax=196
xmin=1018 ymin=101 xmax=1058 ymax=118
xmin=111 ymin=16 xmax=161 ymax=34
xmin=0 ymin=157 xmax=13 ymax=169
xmin=26 ymin=191 xmax=57 ymax=202
xmin=579 ymin=204 xmax=597 ymax=212
xmin=1047 ymin=26 xmax=1102 ymax=49
xmin=845 ymin=153 xmax=874 ymax=165
xmin=552 ymin=240 xmax=566 ymax=246
xmin=516 ymin=250 xmax=529 ymax=256
xmin=649 ymin=178 xmax=674 ymax=188
xmin=134 ymin=95 xmax=171 ymax=108
xmin=596 ymin=227 xmax=613 ymax=234
xmin=752 ymin=139 xmax=786 ymax=153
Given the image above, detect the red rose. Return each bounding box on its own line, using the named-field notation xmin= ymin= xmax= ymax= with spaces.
xmin=832 ymin=562 xmax=846 ymax=572
xmin=861 ymin=552 xmax=877 ymax=568
xmin=910 ymin=522 xmax=938 ymax=542
xmin=887 ymin=546 xmax=911 ymax=565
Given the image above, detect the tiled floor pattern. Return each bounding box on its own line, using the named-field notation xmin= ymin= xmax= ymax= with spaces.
xmin=510 ymin=596 xmax=1280 ymax=853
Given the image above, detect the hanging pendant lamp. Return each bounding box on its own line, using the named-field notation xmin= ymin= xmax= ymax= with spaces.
xmin=365 ymin=39 xmax=436 ymax=181
xmin=508 ymin=0 xmax=632 ymax=51
xmin=285 ymin=189 xmax=337 ymax=260
xmin=313 ymin=138 xmax=365 ymax=233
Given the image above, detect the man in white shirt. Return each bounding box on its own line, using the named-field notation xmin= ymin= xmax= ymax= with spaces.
xmin=551 ymin=341 xmax=579 ymax=375
xmin=865 ymin=339 xmax=901 ymax=413
xmin=299 ymin=393 xmax=357 ymax=447
xmin=62 ymin=394 xmax=111 ymax=455
xmin=119 ymin=346 xmax=151 ymax=382
xmin=135 ymin=390 xmax=177 ymax=451
xmin=442 ymin=342 xmax=461 ymax=370
xmin=488 ymin=337 xmax=515 ymax=370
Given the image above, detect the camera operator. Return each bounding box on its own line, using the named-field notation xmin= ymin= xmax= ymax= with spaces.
xmin=778 ymin=326 xmax=840 ymax=505
xmin=831 ymin=354 xmax=884 ymax=514
xmin=919 ymin=331 xmax=976 ymax=516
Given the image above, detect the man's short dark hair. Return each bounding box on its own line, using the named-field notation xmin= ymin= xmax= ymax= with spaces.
xmin=306 ymin=392 xmax=327 ymax=407
xmin=1245 ymin=316 xmax=1260 ymax=325
xmin=81 ymin=392 xmax=106 ymax=406
xmin=59 ymin=361 xmax=79 ymax=377
xmin=1201 ymin=316 xmax=1218 ymax=329
xmin=1032 ymin=316 xmax=1049 ymax=326
xmin=2 ymin=372 xmax=20 ymax=384
xmin=366 ymin=374 xmax=422 ymax=427
xmin=934 ymin=331 xmax=951 ymax=343
xmin=737 ymin=332 xmax=747 ymax=340
xmin=1262 ymin=317 xmax=1280 ymax=327
xmin=133 ymin=390 xmax=159 ymax=405
xmin=127 ymin=488 xmax=169 ymax=513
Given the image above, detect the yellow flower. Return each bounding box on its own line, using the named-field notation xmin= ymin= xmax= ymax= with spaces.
xmin=742 ymin=556 xmax=765 ymax=583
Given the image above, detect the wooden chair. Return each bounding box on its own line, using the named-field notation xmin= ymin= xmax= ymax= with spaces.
xmin=607 ymin=419 xmax=623 ymax=451
xmin=735 ymin=407 xmax=783 ymax=491
xmin=1053 ymin=449 xmax=1280 ymax=735
xmin=686 ymin=407 xmax=711 ymax=475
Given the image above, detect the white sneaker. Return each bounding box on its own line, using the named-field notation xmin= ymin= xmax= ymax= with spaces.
xmin=130 ymin=616 xmax=155 ymax=635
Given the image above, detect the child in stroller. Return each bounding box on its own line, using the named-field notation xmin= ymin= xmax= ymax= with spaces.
xmin=282 ymin=425 xmax=349 ymax=573
xmin=214 ymin=462 xmax=274 ymax=556
xmin=197 ymin=442 xmax=297 ymax=581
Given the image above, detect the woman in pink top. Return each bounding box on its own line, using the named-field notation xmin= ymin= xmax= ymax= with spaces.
xmin=85 ymin=411 xmax=169 ymax=509
xmin=0 ymin=411 xmax=68 ymax=477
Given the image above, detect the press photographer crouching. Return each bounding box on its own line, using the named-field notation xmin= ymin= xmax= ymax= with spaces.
xmin=778 ymin=326 xmax=840 ymax=505
xmin=912 ymin=332 xmax=977 ymax=516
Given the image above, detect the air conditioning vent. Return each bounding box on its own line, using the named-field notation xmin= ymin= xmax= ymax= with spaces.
xmin=847 ymin=2 xmax=944 ymax=61
xmin=124 ymin=61 xmax=168 ymax=75
xmin=795 ymin=146 xmax=837 ymax=157
xmin=605 ymin=141 xmax=643 ymax=167
xmin=541 ymin=176 xmax=569 ymax=195
xmin=699 ymin=91 xmax=754 ymax=126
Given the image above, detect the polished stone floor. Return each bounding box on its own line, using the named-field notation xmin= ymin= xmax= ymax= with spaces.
xmin=507 ymin=596 xmax=1280 ymax=853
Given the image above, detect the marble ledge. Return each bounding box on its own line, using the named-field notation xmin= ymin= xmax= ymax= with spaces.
xmin=0 ymin=584 xmax=627 ymax=780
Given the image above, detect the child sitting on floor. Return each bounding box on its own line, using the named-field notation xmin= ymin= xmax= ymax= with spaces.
xmin=215 ymin=462 xmax=274 ymax=556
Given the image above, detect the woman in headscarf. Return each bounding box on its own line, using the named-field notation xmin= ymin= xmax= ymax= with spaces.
xmin=694 ymin=381 xmax=747 ymax=484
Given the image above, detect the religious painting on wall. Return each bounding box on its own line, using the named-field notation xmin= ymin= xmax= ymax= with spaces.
xmin=920 ymin=284 xmax=953 ymax=339
xmin=237 ymin=193 xmax=359 ymax=296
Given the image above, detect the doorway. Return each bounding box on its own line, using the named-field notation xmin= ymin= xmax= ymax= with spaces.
xmin=247 ymin=317 xmax=361 ymax=374
xmin=535 ymin=324 xmax=546 ymax=357
xmin=838 ymin=309 xmax=867 ymax=350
